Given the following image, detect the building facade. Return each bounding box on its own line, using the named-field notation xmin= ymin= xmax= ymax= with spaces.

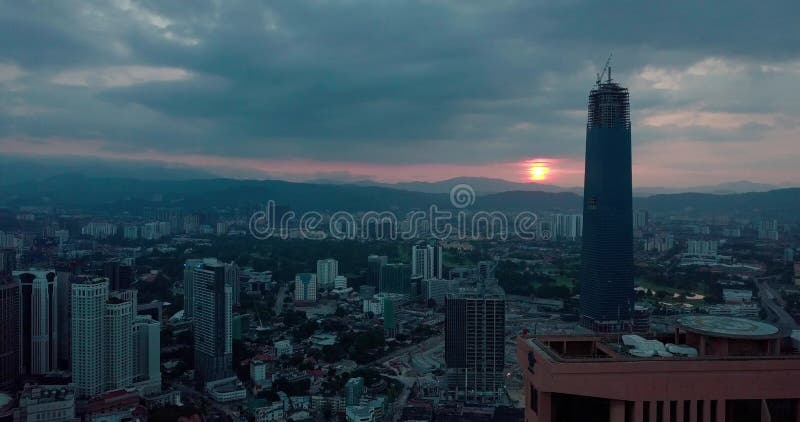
xmin=411 ymin=244 xmax=443 ymax=280
xmin=104 ymin=296 xmax=134 ymax=392
xmin=517 ymin=315 xmax=800 ymax=422
xmin=579 ymin=72 xmax=634 ymax=332
xmin=71 ymin=277 xmax=109 ymax=397
xmin=380 ymin=263 xmax=411 ymax=295
xmin=367 ymin=255 xmax=387 ymax=289
xmin=294 ymin=273 xmax=318 ymax=303
xmin=316 ymin=258 xmax=338 ymax=289
xmin=193 ymin=261 xmax=233 ymax=388
xmin=0 ymin=278 xmax=19 ymax=391
xmin=15 ymin=269 xmax=61 ymax=376
xmin=133 ymin=315 xmax=162 ymax=393
xmin=445 ymin=288 xmax=506 ymax=401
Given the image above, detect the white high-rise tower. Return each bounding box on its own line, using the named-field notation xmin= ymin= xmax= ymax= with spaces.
xmin=71 ymin=278 xmax=108 ymax=397
xmin=316 ymin=258 xmax=338 ymax=289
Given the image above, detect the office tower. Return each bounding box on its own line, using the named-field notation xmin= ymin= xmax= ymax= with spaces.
xmin=226 ymin=262 xmax=241 ymax=307
xmin=345 ymin=377 xmax=365 ymax=406
xmin=132 ymin=315 xmax=162 ymax=393
xmin=183 ymin=258 xmax=203 ymax=319
xmin=411 ymin=244 xmax=443 ymax=280
xmin=53 ymin=269 xmax=72 ymax=370
xmin=445 ymin=287 xmax=506 ymax=401
xmin=15 ymin=269 xmax=60 ymax=375
xmin=0 ymin=248 xmax=15 ymax=277
xmin=367 ymin=255 xmax=387 ymax=289
xmin=432 ymin=244 xmax=443 ymax=280
xmin=580 ymin=69 xmax=634 ymax=332
xmin=294 ymin=273 xmax=318 ymax=303
xmin=185 ymin=258 xmax=237 ymax=317
xmin=552 ymin=214 xmax=583 ymax=241
xmin=316 ymin=258 xmax=338 ymax=289
xmin=379 ymin=263 xmax=411 ymax=295
xmin=71 ymin=277 xmax=109 ymax=397
xmin=104 ymin=293 xmax=134 ymax=391
xmin=0 ymin=277 xmax=19 ymax=391
xmin=118 ymin=263 xmax=135 ymax=291
xmin=193 ymin=261 xmax=233 ymax=388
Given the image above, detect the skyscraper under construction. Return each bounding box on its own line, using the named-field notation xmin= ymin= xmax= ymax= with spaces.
xmin=579 ymin=65 xmax=634 ymax=332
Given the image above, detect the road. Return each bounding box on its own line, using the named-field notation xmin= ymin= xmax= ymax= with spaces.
xmin=385 ymin=376 xmax=416 ymax=422
xmin=362 ymin=334 xmax=444 ymax=369
xmin=174 ymin=383 xmax=242 ymax=419
xmin=757 ymin=279 xmax=797 ymax=332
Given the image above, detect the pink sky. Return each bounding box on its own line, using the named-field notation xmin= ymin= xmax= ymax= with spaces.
xmin=0 ymin=136 xmax=797 ymax=187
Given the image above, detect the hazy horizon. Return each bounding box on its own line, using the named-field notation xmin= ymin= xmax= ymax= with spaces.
xmin=2 ymin=1 xmax=799 ymax=187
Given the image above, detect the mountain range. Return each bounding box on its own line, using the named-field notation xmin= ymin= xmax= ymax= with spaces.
xmin=0 ymin=174 xmax=798 ymax=221
xmin=1 ymin=155 xmax=792 ymax=196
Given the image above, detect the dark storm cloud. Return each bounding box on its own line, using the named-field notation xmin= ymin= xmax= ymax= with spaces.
xmin=0 ymin=0 xmax=799 ymax=166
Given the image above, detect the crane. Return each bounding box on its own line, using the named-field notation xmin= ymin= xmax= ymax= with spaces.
xmin=596 ymin=53 xmax=613 ymax=85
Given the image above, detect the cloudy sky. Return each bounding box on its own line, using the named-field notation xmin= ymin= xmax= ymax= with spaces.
xmin=1 ymin=0 xmax=799 ymax=187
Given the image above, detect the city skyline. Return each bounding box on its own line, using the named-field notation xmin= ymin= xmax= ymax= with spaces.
xmin=1 ymin=1 xmax=799 ymax=187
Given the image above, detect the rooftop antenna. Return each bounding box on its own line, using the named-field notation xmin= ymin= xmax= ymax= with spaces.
xmin=596 ymin=53 xmax=613 ymax=85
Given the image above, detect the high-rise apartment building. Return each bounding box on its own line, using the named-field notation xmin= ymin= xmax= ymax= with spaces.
xmin=71 ymin=277 xmax=109 ymax=397
xmin=15 ymin=269 xmax=61 ymax=375
xmin=552 ymin=214 xmax=583 ymax=241
xmin=580 ymin=70 xmax=634 ymax=332
xmin=104 ymin=293 xmax=134 ymax=392
xmin=193 ymin=261 xmax=233 ymax=388
xmin=345 ymin=377 xmax=365 ymax=406
xmin=316 ymin=258 xmax=338 ymax=289
xmin=133 ymin=315 xmax=162 ymax=393
xmin=183 ymin=258 xmax=204 ymax=319
xmin=71 ymin=277 xmax=140 ymax=398
xmin=411 ymin=244 xmax=443 ymax=280
xmin=227 ymin=262 xmax=241 ymax=307
xmin=445 ymin=286 xmax=506 ymax=401
xmin=185 ymin=258 xmax=238 ymax=317
xmin=294 ymin=273 xmax=318 ymax=303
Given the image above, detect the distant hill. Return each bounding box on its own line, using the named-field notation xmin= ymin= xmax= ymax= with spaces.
xmin=308 ymin=176 xmax=792 ymax=197
xmin=0 ymin=176 xmax=798 ymax=220
xmin=0 ymin=155 xmax=216 ymax=185
xmin=635 ymin=180 xmax=789 ymax=196
xmin=350 ymin=177 xmax=582 ymax=195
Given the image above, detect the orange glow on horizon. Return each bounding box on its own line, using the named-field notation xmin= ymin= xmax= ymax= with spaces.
xmin=527 ymin=161 xmax=550 ymax=181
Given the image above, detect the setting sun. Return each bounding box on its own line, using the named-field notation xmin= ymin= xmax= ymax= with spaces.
xmin=528 ymin=161 xmax=550 ymax=181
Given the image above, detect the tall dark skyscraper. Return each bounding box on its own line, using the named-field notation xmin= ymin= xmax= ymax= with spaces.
xmin=367 ymin=255 xmax=387 ymax=289
xmin=0 ymin=277 xmax=19 ymax=392
xmin=193 ymin=261 xmax=232 ymax=388
xmin=579 ymin=68 xmax=634 ymax=332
